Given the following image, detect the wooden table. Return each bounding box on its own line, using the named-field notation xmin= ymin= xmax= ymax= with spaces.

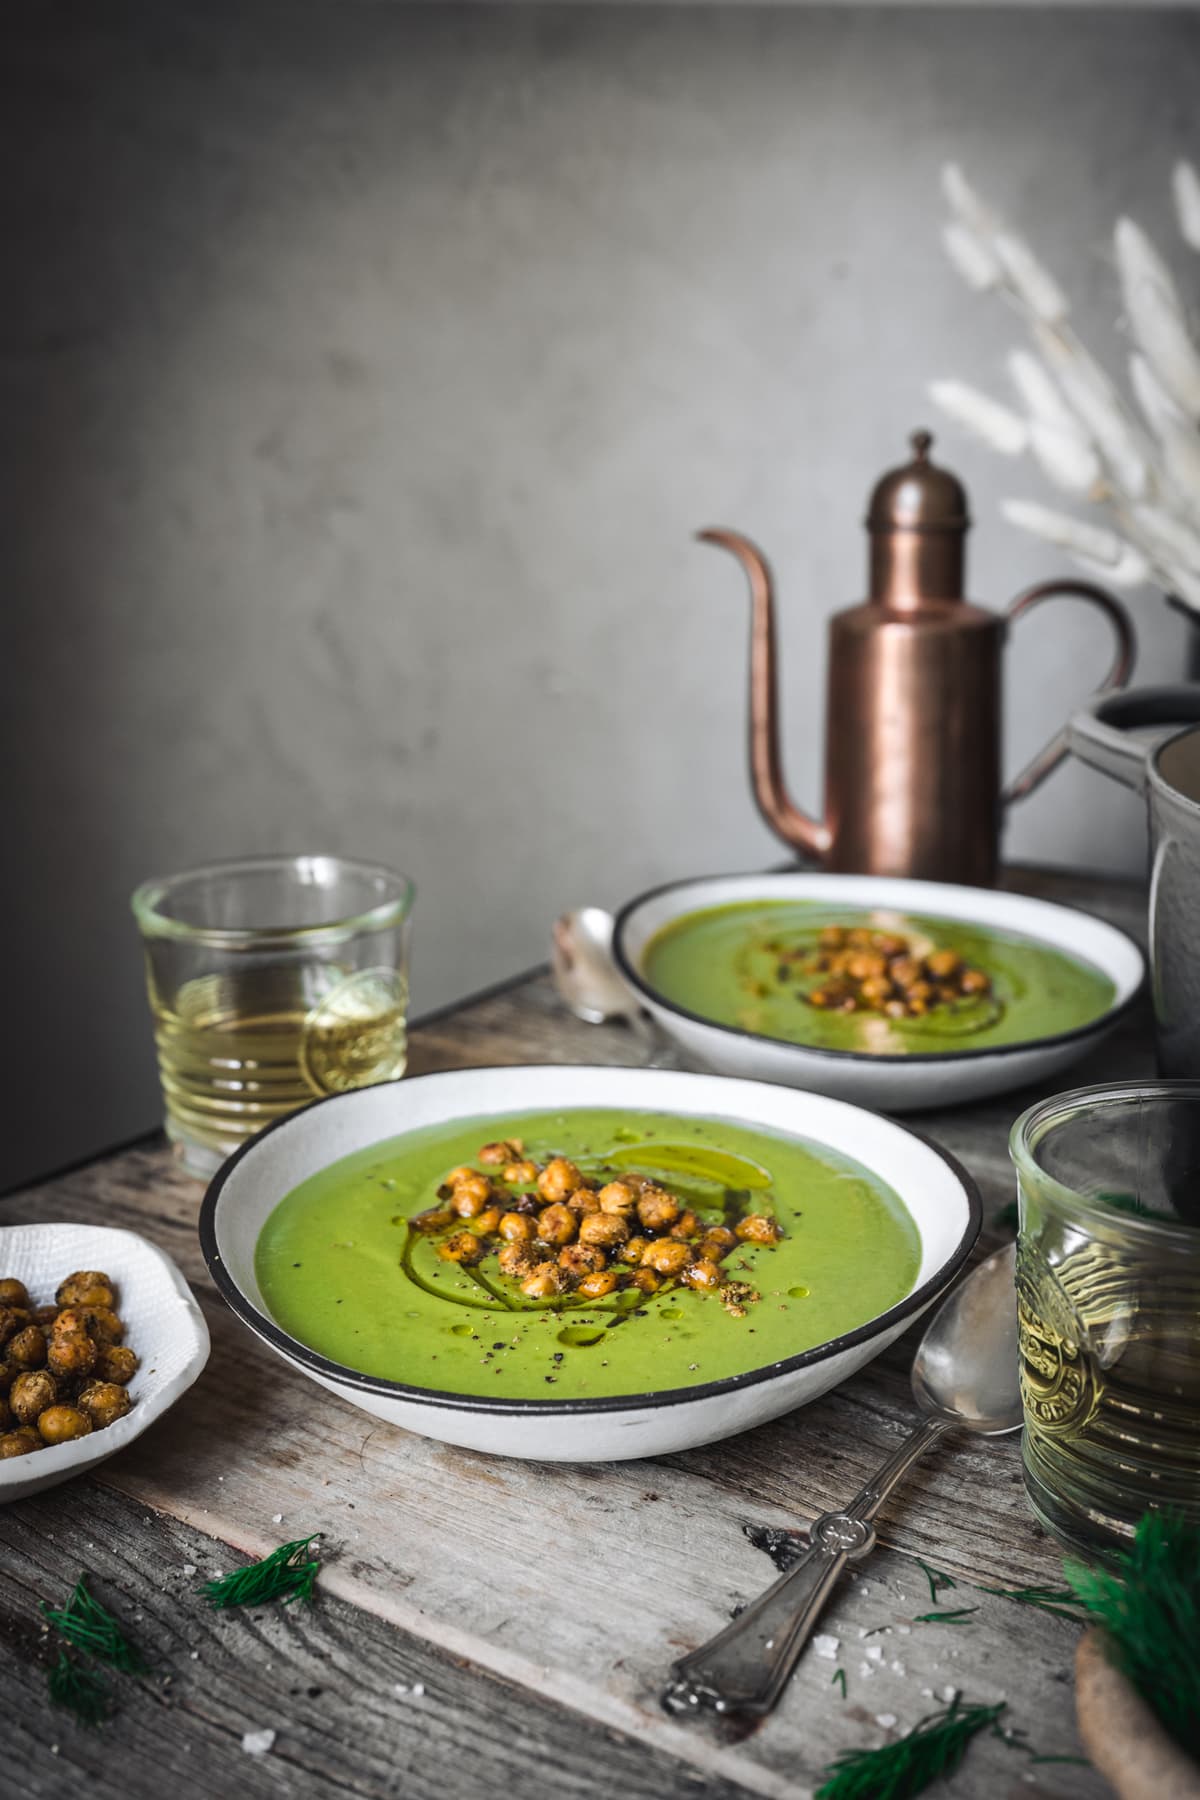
xmin=2 ymin=869 xmax=1152 ymax=1800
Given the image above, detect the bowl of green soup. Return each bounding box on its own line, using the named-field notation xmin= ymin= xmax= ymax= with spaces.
xmin=613 ymin=874 xmax=1143 ymax=1112
xmin=200 ymin=1064 xmax=979 ymax=1461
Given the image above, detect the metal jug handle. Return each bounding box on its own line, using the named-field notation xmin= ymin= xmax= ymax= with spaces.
xmin=1001 ymin=579 xmax=1137 ymax=807
xmin=1066 ymin=684 xmax=1200 ymax=793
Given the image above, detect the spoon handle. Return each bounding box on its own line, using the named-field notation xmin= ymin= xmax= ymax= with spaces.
xmin=662 ymin=1415 xmax=953 ymax=1720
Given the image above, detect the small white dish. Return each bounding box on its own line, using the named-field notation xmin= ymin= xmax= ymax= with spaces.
xmin=201 ymin=1064 xmax=979 ymax=1463
xmin=0 ymin=1222 xmax=210 ymax=1503
xmin=612 ymin=871 xmax=1144 ymax=1112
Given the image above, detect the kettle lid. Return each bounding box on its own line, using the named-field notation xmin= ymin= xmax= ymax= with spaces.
xmin=866 ymin=430 xmax=970 ymax=533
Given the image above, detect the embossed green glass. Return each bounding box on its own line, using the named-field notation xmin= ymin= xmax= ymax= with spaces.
xmin=1010 ymin=1082 xmax=1200 ymax=1559
xmin=133 ymin=857 xmax=414 ymax=1180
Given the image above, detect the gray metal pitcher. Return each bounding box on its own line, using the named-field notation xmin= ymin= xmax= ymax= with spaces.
xmin=1069 ymin=685 xmax=1200 ymax=1076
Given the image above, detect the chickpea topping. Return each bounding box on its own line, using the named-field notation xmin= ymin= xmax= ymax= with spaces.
xmin=8 ymin=1326 xmax=46 ymax=1369
xmin=497 ymin=1242 xmax=539 ymax=1279
xmin=450 ymin=1175 xmax=493 ymax=1217
xmin=413 ymin=1206 xmax=455 ymax=1234
xmin=669 ymin=1210 xmax=701 ymax=1240
xmin=521 ymin=1265 xmax=570 ymax=1300
xmin=97 ymin=1344 xmax=138 ymax=1386
xmin=37 ymin=1405 xmax=93 ymax=1445
xmin=0 ymin=1279 xmax=30 ymax=1310
xmin=643 ymin=1240 xmax=693 ymax=1276
xmin=736 ymin=1215 xmax=782 ymax=1244
xmin=47 ymin=1332 xmax=97 ymax=1380
xmin=537 ymin=1204 xmax=578 ymax=1247
xmin=77 ymin=1381 xmax=133 ymax=1429
xmin=437 ymin=1232 xmax=486 ymax=1266
xmin=0 ymin=1427 xmax=41 ymax=1458
xmin=538 ymin=1158 xmax=583 ymax=1203
xmin=474 ymin=1206 xmax=503 ymax=1235
xmin=630 ymin=1267 xmax=661 ymax=1294
xmin=558 ymin=1244 xmax=607 ymax=1279
xmin=960 ymin=967 xmax=989 ymax=994
xmin=478 ymin=1139 xmax=522 ymax=1166
xmin=445 ymin=1167 xmax=477 ymax=1187
xmin=578 ymin=1214 xmax=630 ymax=1250
xmin=33 ymin=1305 xmax=60 ymax=1327
xmin=925 ymin=949 xmax=961 ymax=979
xmin=498 ymin=1212 xmax=535 ymax=1242
xmin=503 ymin=1160 xmax=539 ymax=1186
xmin=11 ymin=1369 xmax=57 ymax=1425
xmin=683 ymin=1258 xmax=722 ymax=1290
xmin=576 ymin=1270 xmax=619 ymax=1299
xmin=55 ymin=1271 xmax=115 ymax=1310
xmin=799 ymin=928 xmax=990 ymax=1020
xmin=597 ymin=1181 xmax=638 ymax=1216
xmin=636 ymin=1188 xmax=680 ymax=1232
xmin=566 ymin=1187 xmax=602 ymax=1216
xmin=701 ymin=1225 xmax=737 ymax=1256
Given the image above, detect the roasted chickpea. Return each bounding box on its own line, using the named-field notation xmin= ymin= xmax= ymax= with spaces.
xmin=558 ymin=1243 xmax=606 ymax=1280
xmin=498 ymin=1212 xmax=535 ymax=1243
xmin=874 ymin=933 xmax=908 ymax=959
xmin=0 ymin=1427 xmax=41 ymax=1458
xmin=819 ymin=926 xmax=847 ymax=949
xmin=0 ymin=1279 xmax=30 ymax=1310
xmin=808 ymin=989 xmax=831 ymax=1010
xmin=623 ymin=1235 xmax=650 ymax=1266
xmin=905 ymin=980 xmax=934 ymax=1006
xmin=412 ymin=1206 xmax=455 ymax=1234
xmin=566 ymin=1187 xmax=602 ymax=1216
xmin=437 ymin=1232 xmax=485 ymax=1266
xmin=636 ymin=1187 xmax=680 ymax=1233
xmin=860 ymin=977 xmax=894 ymax=1008
xmin=80 ymin=1306 xmax=124 ymax=1345
xmin=477 ymin=1140 xmax=518 ymax=1166
xmin=925 ymin=949 xmax=961 ymax=980
xmin=643 ymin=1240 xmax=693 ymax=1276
xmin=503 ymin=1160 xmax=539 ymax=1186
xmin=884 ymin=999 xmax=908 ymax=1019
xmin=630 ymin=1267 xmax=661 ymax=1294
xmin=576 ymin=1270 xmax=619 ymax=1300
xmin=520 ymin=1265 xmax=569 ymax=1300
xmin=683 ymin=1258 xmax=722 ymax=1289
xmin=77 ymin=1381 xmax=133 ymax=1430
xmin=451 ymin=1175 xmax=493 ymax=1217
xmin=37 ymin=1405 xmax=93 ymax=1445
xmin=474 ymin=1207 xmax=502 ymax=1235
xmin=735 ymin=1215 xmax=782 ymax=1244
xmin=597 ymin=1181 xmax=638 ymax=1217
xmin=0 ymin=1308 xmax=22 ymax=1348
xmin=669 ymin=1210 xmax=701 ymax=1241
xmin=847 ymin=952 xmax=888 ymax=981
xmin=55 ymin=1271 xmax=115 ymax=1310
xmin=537 ymin=1204 xmax=577 ymax=1247
xmin=10 ymin=1369 xmax=57 ymax=1425
xmin=578 ymin=1214 xmax=629 ymax=1250
xmin=960 ymin=967 xmax=990 ymax=995
xmin=97 ymin=1344 xmax=138 ymax=1386
xmin=537 ymin=1158 xmax=582 ymax=1203
xmin=33 ymin=1304 xmax=60 ymax=1327
xmin=498 ymin=1242 xmax=539 ymax=1279
xmin=890 ymin=957 xmax=922 ymax=989
xmin=7 ymin=1326 xmax=46 ymax=1369
xmin=697 ymin=1235 xmax=735 ymax=1265
xmin=47 ymin=1331 xmax=97 ymax=1380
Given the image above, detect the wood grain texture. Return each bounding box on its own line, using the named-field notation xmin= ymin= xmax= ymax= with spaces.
xmin=2 ymin=867 xmax=1145 ymax=1799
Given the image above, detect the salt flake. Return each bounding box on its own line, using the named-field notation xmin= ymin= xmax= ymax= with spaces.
xmin=271 ymin=1513 xmax=283 ymax=1524
xmin=875 ymin=1713 xmax=897 ymax=1730
xmin=866 ymin=1646 xmax=884 ymax=1664
xmin=241 ymin=1729 xmax=276 ymax=1758
xmin=813 ymin=1634 xmax=840 ymax=1660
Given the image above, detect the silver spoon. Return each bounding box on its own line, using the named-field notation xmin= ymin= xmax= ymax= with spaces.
xmin=551 ymin=908 xmax=681 ymax=1065
xmin=663 ymin=1241 xmax=1021 ymax=1720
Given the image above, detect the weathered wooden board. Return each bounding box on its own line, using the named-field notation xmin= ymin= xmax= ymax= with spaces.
xmin=2 ymin=868 xmax=1145 ymax=1799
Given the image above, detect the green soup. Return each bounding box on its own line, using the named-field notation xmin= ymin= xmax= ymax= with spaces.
xmin=642 ymin=901 xmax=1116 ymax=1055
xmin=255 ymin=1108 xmax=920 ymax=1400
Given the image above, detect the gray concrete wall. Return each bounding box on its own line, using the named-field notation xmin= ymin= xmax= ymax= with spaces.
xmin=4 ymin=3 xmax=1198 ymax=1186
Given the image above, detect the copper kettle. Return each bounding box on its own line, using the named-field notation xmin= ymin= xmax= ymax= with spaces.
xmin=702 ymin=431 xmax=1137 ymax=888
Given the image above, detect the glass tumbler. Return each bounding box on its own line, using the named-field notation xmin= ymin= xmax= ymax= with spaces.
xmin=133 ymin=856 xmax=414 ymax=1178
xmin=1010 ymin=1081 xmax=1200 ymax=1559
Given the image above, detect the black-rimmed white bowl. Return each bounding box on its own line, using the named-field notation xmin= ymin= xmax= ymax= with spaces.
xmin=613 ymin=873 xmax=1144 ymax=1113
xmin=200 ymin=1065 xmax=980 ymax=1462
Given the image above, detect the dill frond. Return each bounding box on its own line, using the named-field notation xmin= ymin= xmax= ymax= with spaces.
xmin=816 ymin=1693 xmax=1005 ymax=1800
xmin=912 ymin=1606 xmax=978 ymax=1624
xmin=914 ymin=1560 xmax=956 ymax=1606
xmin=200 ymin=1535 xmax=322 ymax=1610
xmin=43 ymin=1575 xmax=149 ymax=1674
xmin=1066 ymin=1511 xmax=1200 ymax=1761
xmin=47 ymin=1650 xmax=113 ymax=1726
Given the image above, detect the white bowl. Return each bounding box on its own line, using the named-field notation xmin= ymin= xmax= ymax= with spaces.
xmin=200 ymin=1064 xmax=980 ymax=1462
xmin=613 ymin=872 xmax=1144 ymax=1112
xmin=0 ymin=1222 xmax=210 ymax=1502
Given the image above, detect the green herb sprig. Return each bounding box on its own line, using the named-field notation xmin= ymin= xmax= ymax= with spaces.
xmin=831 ymin=1667 xmax=847 ymax=1699
xmin=1065 ymin=1511 xmax=1200 ymax=1761
xmin=912 ymin=1606 xmax=978 ymax=1625
xmin=977 ymin=1583 xmax=1085 ymax=1621
xmin=43 ymin=1576 xmax=149 ymax=1674
xmin=816 ymin=1692 xmax=1005 ymax=1800
xmin=200 ymin=1535 xmax=322 ymax=1610
xmin=914 ymin=1560 xmax=956 ymax=1606
xmin=47 ymin=1649 xmax=114 ymax=1727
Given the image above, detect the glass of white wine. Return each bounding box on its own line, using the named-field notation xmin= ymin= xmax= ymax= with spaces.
xmin=132 ymin=856 xmax=414 ymax=1178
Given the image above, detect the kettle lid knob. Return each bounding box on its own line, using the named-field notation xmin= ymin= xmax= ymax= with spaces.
xmin=866 ymin=430 xmax=971 ymax=534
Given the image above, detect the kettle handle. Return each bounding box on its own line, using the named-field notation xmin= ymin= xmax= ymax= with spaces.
xmin=1001 ymin=579 xmax=1136 ymax=807
xmin=1067 ymin=684 xmax=1200 ymax=792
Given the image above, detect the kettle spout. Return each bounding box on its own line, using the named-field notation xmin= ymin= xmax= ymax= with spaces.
xmin=698 ymin=528 xmax=831 ymax=861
